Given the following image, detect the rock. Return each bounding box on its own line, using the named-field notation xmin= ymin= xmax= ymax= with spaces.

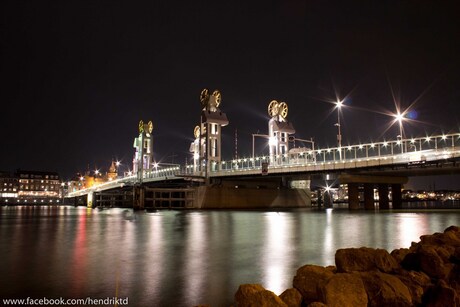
xmin=234 ymin=284 xmax=288 ymax=307
xmin=420 ymin=232 xmax=457 ymax=246
xmin=395 ymin=270 xmax=432 ymax=305
xmin=391 ymin=247 xmax=410 ymax=264
xmin=422 ymin=280 xmax=460 ymax=307
xmin=279 ymin=288 xmax=302 ymax=307
xmin=292 ymin=265 xmax=334 ymax=304
xmin=319 ymin=273 xmax=368 ymax=307
xmin=445 ymin=225 xmax=460 ymax=234
xmin=335 ymin=247 xmax=399 ymax=273
xmin=306 ymin=303 xmax=327 ymax=307
xmin=450 ymin=246 xmax=460 ymax=265
xmin=360 ymin=271 xmax=412 ymax=306
xmin=449 ymin=264 xmax=460 ymax=292
xmin=417 ymin=244 xmax=454 ymax=279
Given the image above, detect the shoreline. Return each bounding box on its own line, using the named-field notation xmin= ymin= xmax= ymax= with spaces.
xmin=233 ymin=225 xmax=460 ymax=306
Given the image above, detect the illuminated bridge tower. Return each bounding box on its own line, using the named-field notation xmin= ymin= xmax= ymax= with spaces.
xmin=133 ymin=120 xmax=154 ymax=183
xmin=189 ymin=125 xmax=202 ymax=174
xmin=267 ymin=100 xmax=295 ymax=165
xmin=198 ymin=89 xmax=229 ymax=179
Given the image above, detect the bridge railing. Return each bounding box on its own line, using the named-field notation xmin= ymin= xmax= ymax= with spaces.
xmin=183 ymin=133 xmax=460 ymax=175
xmin=142 ymin=166 xmax=181 ymax=179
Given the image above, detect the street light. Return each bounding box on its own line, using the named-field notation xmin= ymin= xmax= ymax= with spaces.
xmin=394 ymin=112 xmax=405 ymax=153
xmin=335 ymin=100 xmax=343 ymax=159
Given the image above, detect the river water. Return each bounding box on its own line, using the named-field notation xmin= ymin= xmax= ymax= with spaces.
xmin=1 ymin=204 xmax=459 ymax=306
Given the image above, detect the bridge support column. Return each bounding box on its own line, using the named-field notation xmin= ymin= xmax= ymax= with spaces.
xmin=364 ymin=183 xmax=374 ymax=210
xmin=378 ymin=184 xmax=390 ymax=209
xmin=348 ymin=183 xmax=359 ymax=210
xmin=133 ymin=186 xmax=145 ymax=210
xmin=391 ymin=184 xmax=402 ymax=209
xmin=87 ymin=192 xmax=94 ymax=209
xmin=324 ymin=190 xmax=333 ymax=208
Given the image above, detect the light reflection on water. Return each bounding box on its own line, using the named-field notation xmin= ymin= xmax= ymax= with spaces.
xmin=0 ymin=205 xmax=459 ymax=306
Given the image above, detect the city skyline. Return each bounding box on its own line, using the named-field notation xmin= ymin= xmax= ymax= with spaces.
xmin=2 ymin=1 xmax=459 ymax=180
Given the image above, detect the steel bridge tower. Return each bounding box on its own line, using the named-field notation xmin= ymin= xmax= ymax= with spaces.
xmin=267 ymin=100 xmax=295 ymax=165
xmin=197 ymin=89 xmax=229 ymax=179
xmin=133 ymin=120 xmax=154 ymax=183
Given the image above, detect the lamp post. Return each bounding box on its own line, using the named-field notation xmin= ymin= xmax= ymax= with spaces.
xmin=115 ymin=161 xmax=121 ymax=178
xmin=335 ymin=100 xmax=343 ymax=160
xmin=394 ymin=112 xmax=405 ymax=153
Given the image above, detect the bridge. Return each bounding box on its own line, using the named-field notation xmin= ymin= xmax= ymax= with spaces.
xmin=66 ymin=89 xmax=460 ymax=210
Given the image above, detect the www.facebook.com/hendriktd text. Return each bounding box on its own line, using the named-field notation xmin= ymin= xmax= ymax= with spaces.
xmin=2 ymin=297 xmax=129 ymax=306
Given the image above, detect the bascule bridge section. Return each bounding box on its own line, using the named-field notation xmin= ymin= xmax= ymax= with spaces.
xmin=66 ymin=89 xmax=460 ymax=210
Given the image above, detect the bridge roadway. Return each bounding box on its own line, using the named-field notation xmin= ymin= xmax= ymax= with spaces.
xmin=67 ymin=133 xmax=460 ymax=200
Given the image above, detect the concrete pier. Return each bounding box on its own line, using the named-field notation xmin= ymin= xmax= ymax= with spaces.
xmin=378 ymin=184 xmax=390 ymax=209
xmin=392 ymin=184 xmax=402 ymax=209
xmin=348 ymin=183 xmax=360 ymax=210
xmin=363 ymin=183 xmax=374 ymax=210
xmin=339 ymin=174 xmax=408 ymax=210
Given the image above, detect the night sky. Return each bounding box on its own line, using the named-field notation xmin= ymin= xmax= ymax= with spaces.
xmin=2 ymin=1 xmax=460 ymax=183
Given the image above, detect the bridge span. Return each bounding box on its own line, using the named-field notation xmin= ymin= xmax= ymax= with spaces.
xmin=67 ymin=133 xmax=460 ymax=210
xmin=65 ymin=89 xmax=460 ymax=209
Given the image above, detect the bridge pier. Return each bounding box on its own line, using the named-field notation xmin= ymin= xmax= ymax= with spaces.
xmin=363 ymin=183 xmax=374 ymax=210
xmin=339 ymin=174 xmax=407 ymax=210
xmin=348 ymin=183 xmax=360 ymax=209
xmin=87 ymin=192 xmax=94 ymax=208
xmin=391 ymin=184 xmax=402 ymax=209
xmin=324 ymin=190 xmax=333 ymax=208
xmin=378 ymin=184 xmax=390 ymax=209
xmin=133 ymin=186 xmax=145 ymax=210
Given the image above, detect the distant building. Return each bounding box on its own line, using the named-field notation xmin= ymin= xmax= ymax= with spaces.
xmin=0 ymin=171 xmax=19 ymax=199
xmin=0 ymin=170 xmax=62 ymax=204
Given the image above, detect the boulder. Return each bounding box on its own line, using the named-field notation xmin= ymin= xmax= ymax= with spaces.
xmin=292 ymin=265 xmax=334 ymax=304
xmin=418 ymin=226 xmax=460 ymax=247
xmin=279 ymin=288 xmax=302 ymax=307
xmin=360 ymin=271 xmax=412 ymax=306
xmin=417 ymin=244 xmax=454 ymax=279
xmin=395 ymin=270 xmax=432 ymax=305
xmin=319 ymin=273 xmax=368 ymax=307
xmin=335 ymin=247 xmax=399 ymax=273
xmin=234 ymin=284 xmax=287 ymax=307
xmin=391 ymin=247 xmax=410 ymax=264
xmin=422 ymin=280 xmax=460 ymax=307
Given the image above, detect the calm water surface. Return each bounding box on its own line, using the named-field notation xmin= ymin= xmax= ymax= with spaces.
xmin=1 ymin=205 xmax=460 ymax=306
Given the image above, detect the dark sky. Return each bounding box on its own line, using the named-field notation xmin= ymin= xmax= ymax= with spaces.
xmin=2 ymin=1 xmax=460 ymax=180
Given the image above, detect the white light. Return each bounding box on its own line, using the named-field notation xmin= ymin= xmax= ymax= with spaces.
xmin=268 ymin=136 xmax=278 ymax=146
xmin=359 ymin=145 xmax=363 ymax=149
xmin=347 ymin=146 xmax=352 ymax=150
xmin=442 ymin=135 xmax=447 ymax=140
xmin=383 ymin=141 xmax=388 ymax=146
xmin=425 ymin=137 xmax=431 ymax=142
xmin=394 ymin=112 xmax=404 ymax=123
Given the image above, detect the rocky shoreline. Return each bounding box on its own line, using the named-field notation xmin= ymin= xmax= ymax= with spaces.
xmin=233 ymin=225 xmax=460 ymax=306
